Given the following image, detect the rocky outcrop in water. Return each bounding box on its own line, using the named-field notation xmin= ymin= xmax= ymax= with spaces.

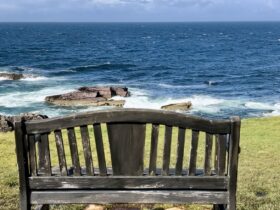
xmin=0 ymin=72 xmax=39 ymax=80
xmin=161 ymin=101 xmax=192 ymax=111
xmin=0 ymin=113 xmax=48 ymax=132
xmin=0 ymin=73 xmax=25 ymax=80
xmin=78 ymin=86 xmax=130 ymax=98
xmin=45 ymin=86 xmax=129 ymax=107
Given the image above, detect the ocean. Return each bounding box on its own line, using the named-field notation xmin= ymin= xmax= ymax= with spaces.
xmin=0 ymin=22 xmax=279 ymax=118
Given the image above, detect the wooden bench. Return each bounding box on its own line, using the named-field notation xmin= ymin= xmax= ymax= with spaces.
xmin=14 ymin=109 xmax=241 ymax=210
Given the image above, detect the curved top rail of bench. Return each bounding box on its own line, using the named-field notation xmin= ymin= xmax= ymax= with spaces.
xmin=23 ymin=108 xmax=235 ymax=134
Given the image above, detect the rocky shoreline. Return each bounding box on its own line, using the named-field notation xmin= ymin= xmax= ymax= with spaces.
xmin=0 ymin=86 xmax=193 ymax=132
xmin=45 ymin=86 xmax=130 ymax=107
xmin=0 ymin=113 xmax=48 ymax=132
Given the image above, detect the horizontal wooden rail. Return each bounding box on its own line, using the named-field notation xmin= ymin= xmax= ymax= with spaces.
xmin=29 ymin=176 xmax=228 ymax=190
xmin=30 ymin=190 xmax=229 ymax=205
xmin=25 ymin=109 xmax=231 ymax=134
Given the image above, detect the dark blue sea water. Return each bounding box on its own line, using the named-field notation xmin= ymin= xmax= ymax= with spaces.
xmin=0 ymin=22 xmax=280 ymax=118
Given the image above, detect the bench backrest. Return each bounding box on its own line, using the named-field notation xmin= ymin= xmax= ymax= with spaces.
xmin=15 ymin=109 xmax=240 ymax=206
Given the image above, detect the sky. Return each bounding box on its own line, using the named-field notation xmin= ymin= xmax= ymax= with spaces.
xmin=0 ymin=0 xmax=280 ymax=22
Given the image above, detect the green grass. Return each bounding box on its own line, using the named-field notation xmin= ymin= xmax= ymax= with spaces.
xmin=0 ymin=117 xmax=280 ymax=210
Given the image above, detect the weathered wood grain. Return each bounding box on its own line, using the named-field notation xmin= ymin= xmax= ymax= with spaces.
xmin=162 ymin=125 xmax=172 ymax=176
xmin=25 ymin=109 xmax=231 ymax=134
xmin=214 ymin=134 xmax=219 ymax=174
xmin=189 ymin=130 xmax=199 ymax=176
xmin=217 ymin=134 xmax=227 ymax=176
xmin=107 ymin=123 xmax=146 ymax=175
xmin=54 ymin=130 xmax=67 ymax=176
xmin=204 ymin=133 xmax=213 ymax=176
xmin=149 ymin=124 xmax=159 ymax=175
xmin=228 ymin=117 xmax=241 ymax=210
xmin=175 ymin=128 xmax=186 ymax=175
xmin=15 ymin=110 xmax=241 ymax=210
xmin=28 ymin=135 xmax=37 ymax=176
xmin=93 ymin=123 xmax=107 ymax=176
xmin=29 ymin=176 xmax=228 ymax=190
xmin=15 ymin=121 xmax=31 ymax=210
xmin=80 ymin=125 xmax=94 ymax=175
xmin=37 ymin=134 xmax=51 ymax=176
xmin=67 ymin=128 xmax=81 ymax=176
xmin=30 ymin=190 xmax=229 ymax=205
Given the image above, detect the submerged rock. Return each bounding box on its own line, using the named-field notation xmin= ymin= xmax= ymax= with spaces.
xmin=0 ymin=113 xmax=48 ymax=132
xmin=0 ymin=72 xmax=24 ymax=80
xmin=0 ymin=72 xmax=39 ymax=80
xmin=45 ymin=86 xmax=129 ymax=107
xmin=161 ymin=101 xmax=192 ymax=111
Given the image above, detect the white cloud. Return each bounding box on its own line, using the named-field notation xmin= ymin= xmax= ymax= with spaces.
xmin=0 ymin=0 xmax=277 ymax=10
xmin=0 ymin=0 xmax=279 ymax=21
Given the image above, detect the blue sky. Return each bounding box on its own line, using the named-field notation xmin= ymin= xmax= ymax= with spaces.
xmin=0 ymin=0 xmax=280 ymax=22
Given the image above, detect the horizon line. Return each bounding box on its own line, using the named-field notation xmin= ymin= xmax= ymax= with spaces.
xmin=1 ymin=20 xmax=280 ymax=23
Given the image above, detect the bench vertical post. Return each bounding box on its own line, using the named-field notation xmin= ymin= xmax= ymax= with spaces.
xmin=228 ymin=117 xmax=241 ymax=210
xmin=15 ymin=121 xmax=31 ymax=210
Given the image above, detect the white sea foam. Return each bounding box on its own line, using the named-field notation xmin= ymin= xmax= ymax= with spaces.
xmin=245 ymin=102 xmax=274 ymax=110
xmin=0 ymin=86 xmax=75 ymax=108
xmin=158 ymin=83 xmax=205 ymax=89
xmin=1 ymin=82 xmax=279 ymax=118
xmin=0 ymin=72 xmax=47 ymax=81
xmin=244 ymin=102 xmax=280 ymax=117
xmin=112 ymin=92 xmax=227 ymax=114
xmin=263 ymin=110 xmax=280 ymax=117
xmin=0 ymin=77 xmax=10 ymax=80
xmin=21 ymin=76 xmax=48 ymax=81
xmin=263 ymin=103 xmax=280 ymax=116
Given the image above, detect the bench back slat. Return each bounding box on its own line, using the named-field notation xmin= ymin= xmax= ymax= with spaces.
xmin=67 ymin=128 xmax=81 ymax=176
xmin=175 ymin=127 xmax=186 ymax=175
xmin=149 ymin=124 xmax=159 ymax=175
xmin=189 ymin=130 xmax=199 ymax=176
xmin=93 ymin=123 xmax=107 ymax=176
xmin=37 ymin=134 xmax=51 ymax=176
xmin=162 ymin=125 xmax=172 ymax=176
xmin=28 ymin=135 xmax=37 ymax=176
xmin=107 ymin=123 xmax=146 ymax=176
xmin=54 ymin=130 xmax=68 ymax=176
xmin=80 ymin=125 xmax=94 ymax=175
xmin=204 ymin=133 xmax=213 ymax=176
xmin=217 ymin=134 xmax=228 ymax=176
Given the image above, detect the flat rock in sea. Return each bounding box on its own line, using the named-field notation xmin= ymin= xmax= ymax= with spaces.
xmin=78 ymin=86 xmax=130 ymax=98
xmin=0 ymin=113 xmax=48 ymax=132
xmin=0 ymin=72 xmax=24 ymax=80
xmin=45 ymin=86 xmax=129 ymax=107
xmin=161 ymin=101 xmax=192 ymax=111
xmin=0 ymin=72 xmax=38 ymax=80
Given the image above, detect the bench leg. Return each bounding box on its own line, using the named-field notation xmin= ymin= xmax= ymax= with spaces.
xmin=35 ymin=204 xmax=50 ymax=210
xmin=19 ymin=195 xmax=31 ymax=210
xmin=20 ymin=201 xmax=31 ymax=210
xmin=213 ymin=204 xmax=227 ymax=210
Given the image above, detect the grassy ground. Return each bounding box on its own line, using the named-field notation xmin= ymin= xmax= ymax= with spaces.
xmin=0 ymin=117 xmax=279 ymax=210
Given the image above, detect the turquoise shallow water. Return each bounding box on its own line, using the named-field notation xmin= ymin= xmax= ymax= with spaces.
xmin=0 ymin=22 xmax=280 ymax=118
